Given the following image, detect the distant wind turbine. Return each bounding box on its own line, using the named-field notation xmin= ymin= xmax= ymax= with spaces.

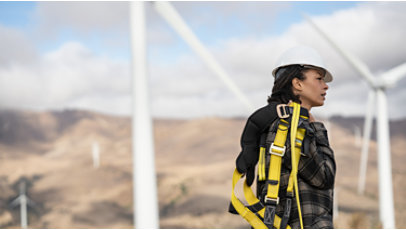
xmin=129 ymin=1 xmax=254 ymax=228
xmin=324 ymin=118 xmax=332 ymax=140
xmin=10 ymin=181 xmax=35 ymax=229
xmin=354 ymin=125 xmax=362 ymax=147
xmin=92 ymin=141 xmax=100 ymax=169
xmin=305 ymin=14 xmax=406 ymax=229
xmin=333 ymin=187 xmax=339 ymax=220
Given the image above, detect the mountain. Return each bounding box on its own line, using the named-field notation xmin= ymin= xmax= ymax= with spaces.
xmin=330 ymin=115 xmax=406 ymax=140
xmin=0 ymin=109 xmax=405 ymax=228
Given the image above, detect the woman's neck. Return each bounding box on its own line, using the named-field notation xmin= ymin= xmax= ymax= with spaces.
xmin=301 ymin=102 xmax=312 ymax=111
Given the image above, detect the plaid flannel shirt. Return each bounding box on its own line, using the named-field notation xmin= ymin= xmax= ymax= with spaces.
xmin=259 ymin=120 xmax=336 ymax=229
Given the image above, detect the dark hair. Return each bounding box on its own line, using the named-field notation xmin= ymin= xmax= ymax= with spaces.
xmin=267 ymin=64 xmax=309 ymax=104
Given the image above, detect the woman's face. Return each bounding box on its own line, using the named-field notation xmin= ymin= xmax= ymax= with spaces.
xmin=295 ymin=68 xmax=329 ymax=110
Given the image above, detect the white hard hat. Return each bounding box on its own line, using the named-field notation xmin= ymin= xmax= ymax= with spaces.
xmin=272 ymin=46 xmax=333 ymax=82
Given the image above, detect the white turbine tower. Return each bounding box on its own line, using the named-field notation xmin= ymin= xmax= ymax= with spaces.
xmin=129 ymin=1 xmax=254 ymax=228
xmin=358 ymin=90 xmax=376 ymax=195
xmin=305 ymin=15 xmax=406 ymax=229
xmin=10 ymin=181 xmax=34 ymax=229
xmin=354 ymin=125 xmax=362 ymax=147
xmin=92 ymin=141 xmax=100 ymax=169
xmin=130 ymin=1 xmax=159 ymax=228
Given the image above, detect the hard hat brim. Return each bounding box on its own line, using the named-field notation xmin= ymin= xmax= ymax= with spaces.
xmin=324 ymin=70 xmax=333 ymax=83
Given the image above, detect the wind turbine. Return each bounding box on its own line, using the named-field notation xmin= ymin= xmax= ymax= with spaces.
xmin=305 ymin=15 xmax=406 ymax=229
xmin=129 ymin=1 xmax=254 ymax=228
xmin=92 ymin=141 xmax=100 ymax=169
xmin=354 ymin=125 xmax=362 ymax=147
xmin=10 ymin=180 xmax=35 ymax=229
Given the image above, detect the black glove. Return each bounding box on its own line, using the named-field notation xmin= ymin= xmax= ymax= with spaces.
xmin=235 ymin=103 xmax=278 ymax=186
xmin=236 ymin=144 xmax=258 ymax=186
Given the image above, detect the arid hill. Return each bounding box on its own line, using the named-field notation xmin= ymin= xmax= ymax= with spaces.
xmin=0 ymin=109 xmax=405 ymax=228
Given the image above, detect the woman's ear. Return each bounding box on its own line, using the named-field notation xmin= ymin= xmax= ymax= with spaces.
xmin=292 ymin=78 xmax=302 ymax=92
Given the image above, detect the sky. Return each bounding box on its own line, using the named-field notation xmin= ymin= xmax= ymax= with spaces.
xmin=1 ymin=1 xmax=406 ymax=119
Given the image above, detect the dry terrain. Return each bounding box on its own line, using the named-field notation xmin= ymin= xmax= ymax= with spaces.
xmin=0 ymin=109 xmax=405 ymax=228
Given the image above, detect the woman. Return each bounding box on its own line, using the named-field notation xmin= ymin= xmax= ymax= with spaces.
xmin=233 ymin=46 xmax=336 ymax=228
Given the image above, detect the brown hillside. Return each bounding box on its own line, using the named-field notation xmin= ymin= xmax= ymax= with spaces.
xmin=0 ymin=109 xmax=405 ymax=228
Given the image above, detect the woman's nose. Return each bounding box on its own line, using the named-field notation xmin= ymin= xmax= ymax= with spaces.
xmin=323 ymin=80 xmax=329 ymax=90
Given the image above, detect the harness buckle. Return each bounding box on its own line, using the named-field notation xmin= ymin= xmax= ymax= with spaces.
xmin=269 ymin=143 xmax=286 ymax=157
xmin=276 ymin=104 xmax=290 ymax=119
xmin=264 ymin=196 xmax=279 ymax=205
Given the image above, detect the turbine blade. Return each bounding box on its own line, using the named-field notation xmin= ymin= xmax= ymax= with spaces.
xmin=10 ymin=196 xmax=22 ymax=208
xmin=358 ymin=90 xmax=375 ymax=195
xmin=26 ymin=196 xmax=36 ymax=207
xmin=153 ymin=1 xmax=254 ymax=112
xmin=382 ymin=62 xmax=406 ymax=86
xmin=304 ymin=14 xmax=376 ymax=87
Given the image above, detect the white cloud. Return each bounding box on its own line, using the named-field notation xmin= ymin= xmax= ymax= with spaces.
xmin=0 ymin=41 xmax=131 ymax=115
xmin=0 ymin=25 xmax=38 ymax=67
xmin=34 ymin=2 xmax=129 ymax=35
xmin=171 ymin=1 xmax=291 ymax=36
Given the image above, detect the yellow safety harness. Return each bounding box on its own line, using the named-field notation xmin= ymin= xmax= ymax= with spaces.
xmin=230 ymin=102 xmax=308 ymax=229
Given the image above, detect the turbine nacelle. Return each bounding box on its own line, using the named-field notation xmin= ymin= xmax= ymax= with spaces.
xmin=373 ymin=77 xmax=391 ymax=90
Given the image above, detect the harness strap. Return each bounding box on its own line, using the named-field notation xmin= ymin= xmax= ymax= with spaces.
xmin=265 ymin=118 xmax=289 ymax=203
xmin=290 ymin=102 xmax=304 ymax=229
xmin=230 ymin=169 xmax=291 ymax=229
xmin=282 ymin=127 xmax=306 ymax=228
xmin=286 ymin=127 xmax=306 ymax=194
xmin=243 ymin=171 xmax=290 ymax=229
xmin=231 ymin=169 xmax=268 ymax=228
xmin=280 ymin=195 xmax=292 ymax=229
xmin=258 ymin=147 xmax=267 ymax=181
